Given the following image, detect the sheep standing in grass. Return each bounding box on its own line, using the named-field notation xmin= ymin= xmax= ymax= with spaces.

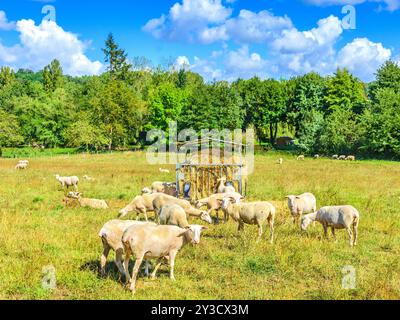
xmin=332 ymin=155 xmax=339 ymax=160
xmin=297 ymin=155 xmax=305 ymax=161
xmin=195 ymin=192 xmax=243 ymax=223
xmin=15 ymin=162 xmax=28 ymax=170
xmin=153 ymin=194 xmax=213 ymax=224
xmin=286 ymin=193 xmax=317 ymax=225
xmin=346 ymin=156 xmax=356 ymax=161
xmin=314 ymin=155 xmax=320 ymax=159
xmin=55 ymin=175 xmax=79 ymax=191
xmin=151 ymin=181 xmax=177 ymax=197
xmin=220 ymin=197 xmax=276 ymax=243
xmin=216 ymin=177 xmax=236 ymax=194
xmin=159 ymin=204 xmax=190 ymax=228
xmin=67 ymin=192 xmax=109 ymax=209
xmin=99 ymin=220 xmax=156 ymax=277
xmin=122 ymin=224 xmax=207 ymax=293
xmin=301 ymin=205 xmax=360 ymax=246
xmin=118 ymin=193 xmax=162 ymax=220
xmin=339 ymin=155 xmax=347 ymax=160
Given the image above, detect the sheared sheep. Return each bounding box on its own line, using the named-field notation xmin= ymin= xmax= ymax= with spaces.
xmin=301 ymin=205 xmax=360 ymax=246
xmin=118 ymin=192 xmax=163 ymax=220
xmin=153 ymin=194 xmax=213 ymax=224
xmin=122 ymin=224 xmax=207 ymax=293
xmin=220 ymin=197 xmax=276 ymax=243
xmin=216 ymin=177 xmax=236 ymax=194
xmin=15 ymin=162 xmax=28 ymax=170
xmin=159 ymin=204 xmax=190 ymax=228
xmin=55 ymin=174 xmax=79 ymax=191
xmin=67 ymin=192 xmax=109 ymax=209
xmin=151 ymin=181 xmax=177 ymax=197
xmin=99 ymin=220 xmax=156 ymax=277
xmin=195 ymin=192 xmax=243 ymax=223
xmin=286 ymin=193 xmax=317 ymax=225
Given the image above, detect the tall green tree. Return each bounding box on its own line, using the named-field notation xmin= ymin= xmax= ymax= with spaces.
xmin=42 ymin=59 xmax=64 ymax=92
xmin=102 ymin=33 xmax=132 ymax=80
xmin=324 ymin=68 xmax=366 ymax=114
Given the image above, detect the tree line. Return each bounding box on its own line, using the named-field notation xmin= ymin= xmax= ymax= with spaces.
xmin=0 ymin=34 xmax=400 ymax=159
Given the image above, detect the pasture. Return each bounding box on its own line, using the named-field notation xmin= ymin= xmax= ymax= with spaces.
xmin=0 ymin=152 xmax=399 ymax=300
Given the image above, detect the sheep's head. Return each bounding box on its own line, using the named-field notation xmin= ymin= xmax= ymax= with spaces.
xmin=200 ymin=211 xmax=213 ymax=224
xmin=286 ymin=195 xmax=298 ymax=211
xmin=183 ymin=225 xmax=208 ymax=244
xmin=301 ymin=215 xmax=313 ymax=231
xmin=141 ymin=187 xmax=152 ymax=195
xmin=68 ymin=192 xmax=82 ymax=199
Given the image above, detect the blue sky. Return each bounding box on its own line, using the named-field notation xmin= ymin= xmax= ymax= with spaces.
xmin=0 ymin=0 xmax=399 ymax=81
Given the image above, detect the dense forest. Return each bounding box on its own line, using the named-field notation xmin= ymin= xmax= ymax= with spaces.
xmin=0 ymin=34 xmax=400 ymax=159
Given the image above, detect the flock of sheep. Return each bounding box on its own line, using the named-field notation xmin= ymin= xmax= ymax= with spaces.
xmin=14 ymin=159 xmax=361 ymax=295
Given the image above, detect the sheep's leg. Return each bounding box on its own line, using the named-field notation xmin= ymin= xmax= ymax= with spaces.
xmin=347 ymin=227 xmax=354 ymax=247
xmin=115 ymin=249 xmax=126 ymax=278
xmin=331 ymin=227 xmax=337 ymax=242
xmin=353 ymin=224 xmax=358 ymax=246
xmin=100 ymin=241 xmax=110 ymax=277
xmin=215 ymin=210 xmax=220 ymax=225
xmin=237 ymin=221 xmax=244 ymax=232
xmin=169 ymin=251 xmax=177 ymax=281
xmin=268 ymin=216 xmax=275 ymax=244
xmin=151 ymin=258 xmax=164 ymax=280
xmin=129 ymin=255 xmax=144 ymax=293
xmin=123 ymin=251 xmax=132 ymax=284
xmin=256 ymin=223 xmax=263 ymax=243
xmin=322 ymin=224 xmax=328 ymax=239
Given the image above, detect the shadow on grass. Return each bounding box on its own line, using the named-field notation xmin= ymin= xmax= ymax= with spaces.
xmin=79 ymin=259 xmax=170 ymax=284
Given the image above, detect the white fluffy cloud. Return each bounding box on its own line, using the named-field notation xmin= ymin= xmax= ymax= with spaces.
xmin=305 ymin=0 xmax=400 ymax=11
xmin=0 ymin=19 xmax=102 ymax=76
xmin=337 ymin=38 xmax=391 ymax=81
xmin=0 ymin=11 xmax=15 ymax=30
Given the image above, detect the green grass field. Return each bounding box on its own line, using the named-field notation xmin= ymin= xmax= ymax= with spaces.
xmin=0 ymin=152 xmax=399 ymax=300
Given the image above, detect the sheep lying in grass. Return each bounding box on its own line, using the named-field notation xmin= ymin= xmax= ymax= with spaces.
xmin=195 ymin=192 xmax=243 ymax=223
xmin=67 ymin=192 xmax=109 ymax=209
xmin=220 ymin=197 xmax=276 ymax=243
xmin=118 ymin=193 xmax=163 ymax=220
xmin=122 ymin=224 xmax=207 ymax=293
xmin=55 ymin=174 xmax=79 ymax=191
xmin=99 ymin=220 xmax=156 ymax=277
xmin=301 ymin=205 xmax=360 ymax=246
xmin=286 ymin=193 xmax=317 ymax=225
xmin=159 ymin=204 xmax=190 ymax=228
xmin=153 ymin=194 xmax=213 ymax=224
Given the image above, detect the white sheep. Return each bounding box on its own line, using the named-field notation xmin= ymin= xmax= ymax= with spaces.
xmin=220 ymin=197 xmax=276 ymax=243
xmin=297 ymin=155 xmax=305 ymax=161
xmin=346 ymin=155 xmax=356 ymax=161
xmin=151 ymin=181 xmax=177 ymax=197
xmin=195 ymin=192 xmax=243 ymax=223
xmin=277 ymin=158 xmax=283 ymax=165
xmin=301 ymin=205 xmax=360 ymax=246
xmin=67 ymin=192 xmax=109 ymax=209
xmin=338 ymin=155 xmax=347 ymax=160
xmin=216 ymin=177 xmax=236 ymax=194
xmin=286 ymin=193 xmax=317 ymax=225
xmin=98 ymin=220 xmax=156 ymax=277
xmin=15 ymin=162 xmax=28 ymax=170
xmin=122 ymin=224 xmax=207 ymax=293
xmin=159 ymin=204 xmax=190 ymax=228
xmin=55 ymin=174 xmax=79 ymax=191
xmin=153 ymin=194 xmax=213 ymax=224
xmin=314 ymin=154 xmax=320 ymax=159
xmin=332 ymin=155 xmax=339 ymax=160
xmin=118 ymin=192 xmax=162 ymax=220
